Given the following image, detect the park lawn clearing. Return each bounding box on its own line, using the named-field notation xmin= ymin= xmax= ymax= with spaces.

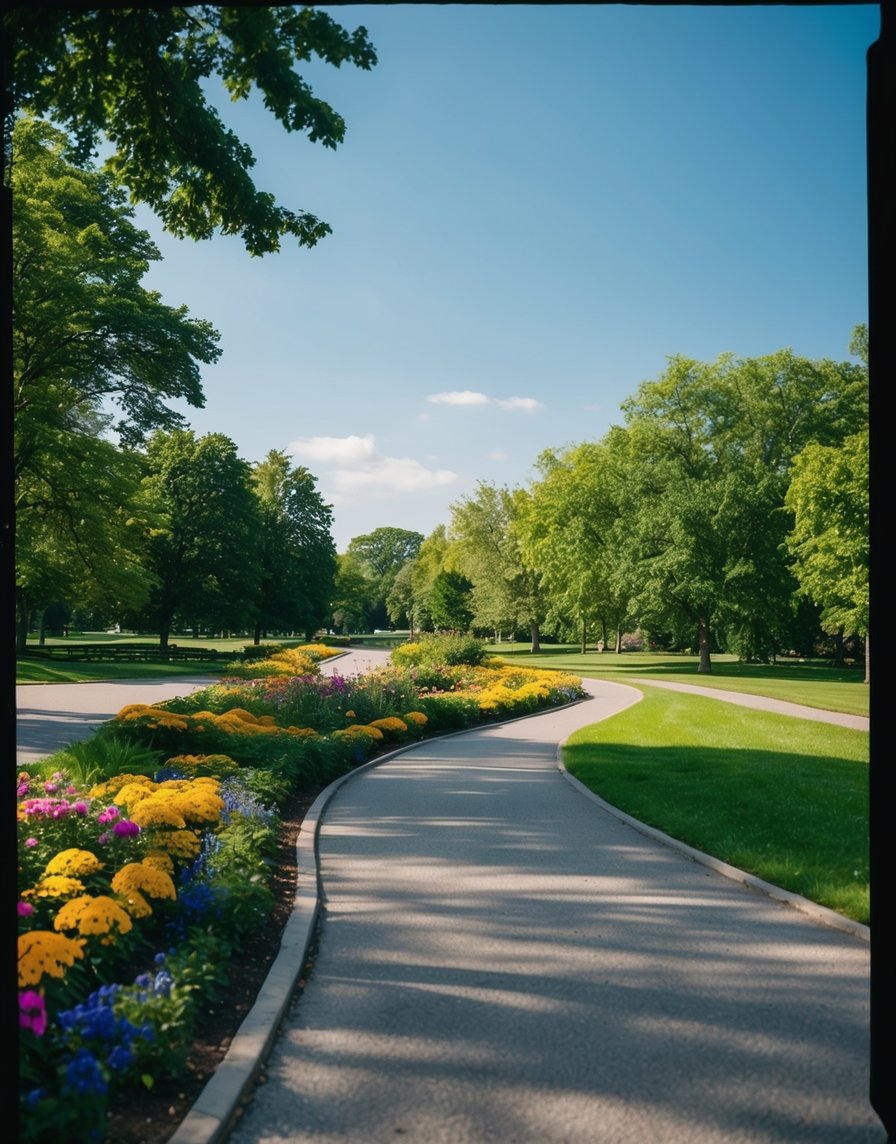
xmin=495 ymin=647 xmax=869 ymax=717
xmin=563 ymin=688 xmax=869 ymax=925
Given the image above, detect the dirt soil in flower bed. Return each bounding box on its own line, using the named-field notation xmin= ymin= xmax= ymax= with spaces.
xmin=103 ymin=785 xmax=319 ymax=1144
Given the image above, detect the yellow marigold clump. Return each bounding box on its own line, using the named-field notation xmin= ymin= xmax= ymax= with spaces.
xmin=115 ymin=704 xmax=152 ymax=720
xmin=156 ymin=829 xmax=202 ymax=861
xmin=111 ymin=861 xmax=177 ymax=900
xmin=116 ymin=888 xmax=153 ymax=918
xmin=268 ymin=648 xmax=317 ymax=675
xmin=128 ymin=796 xmax=187 ymax=830
xmin=219 ymin=706 xmax=259 ymax=724
xmin=286 ymin=726 xmax=322 ymax=739
xmin=89 ymin=773 xmax=154 ymax=800
xmin=403 ymin=711 xmax=428 ymax=727
xmin=369 ymin=717 xmax=408 ymax=736
xmin=54 ymin=894 xmax=134 ymax=941
xmin=18 ymin=930 xmax=85 ymax=987
xmin=335 ymin=724 xmax=384 ymax=742
xmin=113 ymin=781 xmax=156 ymax=811
xmin=44 ymin=848 xmax=104 ymax=878
xmin=24 ymin=874 xmax=86 ymax=900
xmin=165 ymin=753 xmax=240 ymax=777
xmin=143 ymin=851 xmax=175 ymax=875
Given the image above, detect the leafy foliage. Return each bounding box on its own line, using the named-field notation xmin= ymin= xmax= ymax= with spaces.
xmin=5 ymin=6 xmax=377 ymax=254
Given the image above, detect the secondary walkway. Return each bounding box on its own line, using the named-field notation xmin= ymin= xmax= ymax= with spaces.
xmin=174 ymin=661 xmax=877 ymax=1144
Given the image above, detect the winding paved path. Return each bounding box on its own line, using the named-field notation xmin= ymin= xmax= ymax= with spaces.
xmin=219 ymin=664 xmax=878 ymax=1144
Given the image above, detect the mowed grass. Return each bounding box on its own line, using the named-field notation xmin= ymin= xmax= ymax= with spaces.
xmin=492 ymin=646 xmax=869 ymax=717
xmin=15 ymin=658 xmax=230 ymax=684
xmin=563 ymin=688 xmax=869 ymax=925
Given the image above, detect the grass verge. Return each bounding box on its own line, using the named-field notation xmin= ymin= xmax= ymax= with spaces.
xmin=492 ymin=646 xmax=869 ymax=717
xmin=562 ymin=687 xmax=869 ymax=924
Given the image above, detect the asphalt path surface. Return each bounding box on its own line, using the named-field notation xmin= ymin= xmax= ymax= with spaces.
xmin=15 ymin=652 xmax=880 ymax=1142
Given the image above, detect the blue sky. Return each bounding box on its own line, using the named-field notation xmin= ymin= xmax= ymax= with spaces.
xmin=133 ymin=3 xmax=879 ymax=553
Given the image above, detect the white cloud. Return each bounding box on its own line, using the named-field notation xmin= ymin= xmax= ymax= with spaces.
xmin=426 ymin=390 xmax=542 ymax=412
xmin=286 ymin=433 xmax=376 ymax=463
xmin=330 ymin=457 xmax=458 ymax=495
xmin=494 ymin=396 xmax=542 ymax=411
xmin=427 ymin=390 xmax=491 ymax=406
xmin=286 ymin=433 xmax=458 ymax=499
xmin=489 ymin=449 xmax=509 ymax=461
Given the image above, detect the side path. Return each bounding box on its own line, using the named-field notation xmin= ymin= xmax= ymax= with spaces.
xmin=173 ymin=666 xmax=880 ymax=1144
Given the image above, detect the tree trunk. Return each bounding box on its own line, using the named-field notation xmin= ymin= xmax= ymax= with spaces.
xmin=615 ymin=629 xmax=623 ymax=653
xmin=529 ymin=621 xmax=541 ymax=654
xmin=253 ymin=624 xmax=262 ymax=645
xmin=38 ymin=609 xmax=47 ymax=646
xmin=159 ymin=618 xmax=171 ymax=652
xmin=580 ymin=617 xmax=587 ymax=655
xmin=697 ymin=616 xmax=712 ymax=673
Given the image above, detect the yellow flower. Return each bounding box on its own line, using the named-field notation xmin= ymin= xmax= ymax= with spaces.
xmin=44 ymin=848 xmax=104 ymax=878
xmin=111 ymin=862 xmax=177 ymax=901
xmin=18 ymin=930 xmax=85 ymax=987
xmin=116 ymin=888 xmax=153 ymax=918
xmin=89 ymin=773 xmax=153 ymax=800
xmin=53 ymin=894 xmax=134 ymax=939
xmin=158 ymin=829 xmax=202 ymax=861
xmin=113 ymin=781 xmax=157 ymax=811
xmin=115 ymin=704 xmax=151 ymax=720
xmin=143 ymin=851 xmax=175 ymax=876
xmin=335 ymin=724 xmax=383 ymax=742
xmin=403 ymin=711 xmax=428 ymax=727
xmin=369 ymin=717 xmax=408 ymax=736
xmin=128 ymin=797 xmax=187 ymax=830
xmin=27 ymin=874 xmax=86 ymax=900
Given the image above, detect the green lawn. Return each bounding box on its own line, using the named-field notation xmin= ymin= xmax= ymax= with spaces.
xmin=491 ymin=646 xmax=869 ymax=717
xmin=561 ymin=687 xmax=869 ymax=925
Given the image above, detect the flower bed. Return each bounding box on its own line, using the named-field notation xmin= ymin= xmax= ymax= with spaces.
xmin=17 ymin=638 xmax=584 ymax=1142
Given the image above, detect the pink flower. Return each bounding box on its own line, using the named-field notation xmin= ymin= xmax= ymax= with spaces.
xmin=25 ymin=838 xmax=38 ymax=848
xmin=97 ymin=807 xmax=120 ymax=825
xmin=19 ymin=992 xmax=47 ymax=1036
xmin=17 ymin=901 xmax=34 ymax=917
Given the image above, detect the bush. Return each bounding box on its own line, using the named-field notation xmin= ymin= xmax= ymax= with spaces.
xmin=391 ymin=632 xmax=488 ymax=669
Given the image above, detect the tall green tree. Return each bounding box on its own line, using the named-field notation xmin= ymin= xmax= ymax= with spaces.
xmin=4 ymin=6 xmax=377 ymax=254
xmin=15 ymin=433 xmax=154 ymax=651
xmin=449 ymin=483 xmax=546 ymax=650
xmin=251 ymin=450 xmax=337 ymax=642
xmin=617 ymin=343 xmax=868 ymax=671
xmin=345 ymin=527 xmax=424 ymax=629
xmin=131 ymin=430 xmax=262 ymax=648
xmin=428 ymin=570 xmax=474 ymax=632
xmin=785 ymin=428 xmax=869 ymax=681
xmin=522 ymin=435 xmax=632 ymax=653
xmin=12 ymin=116 xmax=219 ymax=647
xmin=329 ymin=553 xmax=377 ymax=635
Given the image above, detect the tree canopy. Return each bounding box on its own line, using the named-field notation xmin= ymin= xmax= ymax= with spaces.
xmin=4 ymin=5 xmax=377 ymax=254
xmin=251 ymin=450 xmax=337 ymax=641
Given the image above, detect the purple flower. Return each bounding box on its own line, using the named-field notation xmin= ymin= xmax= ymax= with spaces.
xmin=97 ymin=806 xmax=120 ymax=824
xmin=19 ymin=991 xmax=47 ymax=1036
xmin=17 ymin=900 xmax=34 ymax=917
xmin=25 ymin=837 xmax=38 ymax=848
xmin=112 ymin=819 xmax=141 ymax=837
